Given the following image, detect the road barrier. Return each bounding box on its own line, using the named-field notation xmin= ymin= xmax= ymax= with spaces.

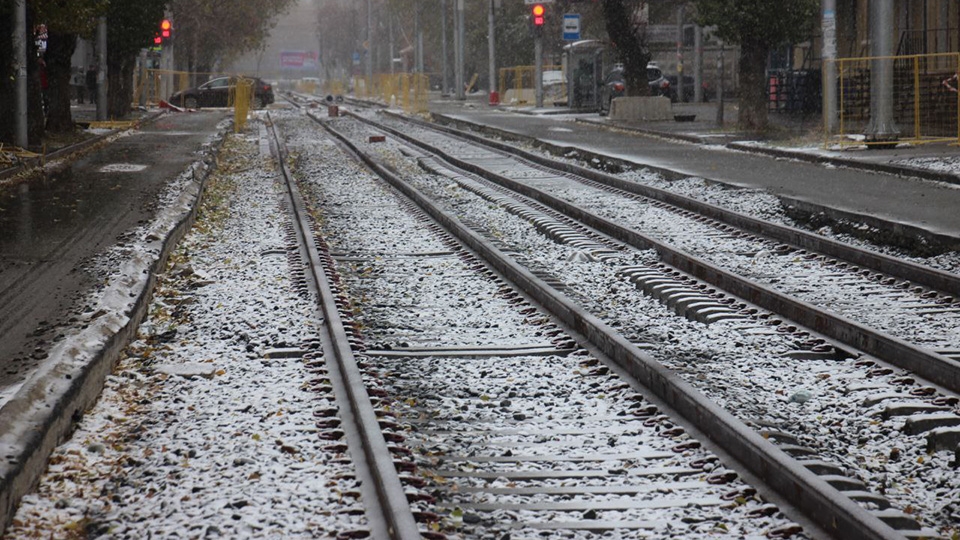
xmin=827 ymin=52 xmax=960 ymax=147
xmin=231 ymin=78 xmax=255 ymax=132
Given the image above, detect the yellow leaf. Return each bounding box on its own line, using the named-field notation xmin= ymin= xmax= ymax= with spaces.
xmin=252 ymin=433 xmax=261 ymax=441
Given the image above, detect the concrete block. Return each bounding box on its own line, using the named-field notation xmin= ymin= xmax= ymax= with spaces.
xmin=610 ymin=96 xmax=672 ymax=121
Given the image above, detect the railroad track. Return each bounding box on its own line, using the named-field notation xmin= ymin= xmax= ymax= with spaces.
xmin=270 ymin=97 xmax=960 ymax=538
xmin=269 ymin=111 xmax=814 ymax=539
xmin=276 ymin=96 xmax=960 ymax=538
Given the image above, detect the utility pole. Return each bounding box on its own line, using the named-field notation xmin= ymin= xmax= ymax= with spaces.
xmin=389 ymin=17 xmax=395 ymax=76
xmin=96 ymin=16 xmax=107 ymax=121
xmin=488 ymin=0 xmax=497 ymax=104
xmin=865 ymin=0 xmax=898 ymax=143
xmin=822 ymin=0 xmax=838 ymax=133
xmin=366 ymin=0 xmax=373 ymax=93
xmin=675 ymin=5 xmax=684 ymax=102
xmin=441 ymin=0 xmax=449 ymax=94
xmin=415 ymin=1 xmax=423 ymax=73
xmin=693 ymin=24 xmax=703 ymax=103
xmin=716 ymin=41 xmax=724 ymax=126
xmin=534 ymin=29 xmax=543 ymax=108
xmin=455 ymin=0 xmax=465 ymax=100
xmin=14 ymin=0 xmax=28 ymax=147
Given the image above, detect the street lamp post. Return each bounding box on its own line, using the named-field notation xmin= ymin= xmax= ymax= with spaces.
xmin=14 ymin=0 xmax=28 ymax=147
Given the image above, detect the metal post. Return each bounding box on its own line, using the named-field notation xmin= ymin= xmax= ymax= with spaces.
xmin=822 ymin=0 xmax=838 ymax=133
xmin=865 ymin=0 xmax=898 ymax=142
xmin=455 ymin=0 xmax=465 ymax=100
xmin=716 ymin=42 xmax=725 ymax=126
xmin=694 ymin=24 xmax=703 ymax=103
xmin=138 ymin=49 xmax=148 ymax=108
xmin=441 ymin=0 xmax=449 ymax=94
xmin=13 ymin=0 xmax=28 ymax=147
xmin=676 ymin=6 xmax=684 ymax=102
xmin=488 ymin=0 xmax=497 ymax=104
xmin=366 ymin=0 xmax=373 ymax=93
xmin=535 ymin=30 xmax=543 ymax=108
xmin=415 ymin=1 xmax=423 ymax=73
xmin=96 ymin=16 xmax=107 ymax=121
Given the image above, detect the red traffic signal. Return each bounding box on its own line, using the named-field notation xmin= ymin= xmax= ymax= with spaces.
xmin=154 ymin=34 xmax=162 ymax=45
xmin=531 ymin=4 xmax=545 ymax=26
xmin=160 ymin=19 xmax=172 ymax=38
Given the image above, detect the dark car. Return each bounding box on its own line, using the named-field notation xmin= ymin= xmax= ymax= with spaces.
xmin=598 ymin=64 xmax=672 ymax=116
xmin=665 ymin=75 xmax=714 ymax=103
xmin=169 ymin=76 xmax=274 ymax=109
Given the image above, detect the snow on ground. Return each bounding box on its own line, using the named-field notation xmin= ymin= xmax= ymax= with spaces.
xmin=329 ymin=114 xmax=960 ymax=537
xmin=6 ymin=130 xmax=367 ymax=538
xmin=278 ymin=110 xmax=805 ymax=539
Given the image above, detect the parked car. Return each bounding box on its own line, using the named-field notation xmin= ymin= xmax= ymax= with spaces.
xmin=598 ymin=64 xmax=672 ymax=116
xmin=169 ymin=76 xmax=274 ymax=109
xmin=665 ymin=75 xmax=714 ymax=103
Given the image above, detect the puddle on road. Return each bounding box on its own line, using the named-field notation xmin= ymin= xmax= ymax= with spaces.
xmin=0 ymin=165 xmax=130 ymax=258
xmin=100 ymin=164 xmax=149 ymax=173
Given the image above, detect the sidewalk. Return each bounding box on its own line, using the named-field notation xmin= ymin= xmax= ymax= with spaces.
xmin=425 ymin=93 xmax=960 ymax=252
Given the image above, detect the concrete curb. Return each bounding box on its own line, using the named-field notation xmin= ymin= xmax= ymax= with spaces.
xmin=576 ymin=116 xmax=960 ymax=187
xmin=0 ymin=123 xmax=230 ymax=533
xmin=0 ymin=111 xmax=167 ymax=184
xmin=724 ymin=142 xmax=960 ymax=187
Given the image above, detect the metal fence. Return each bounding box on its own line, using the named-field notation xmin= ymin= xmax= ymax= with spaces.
xmin=498 ymin=65 xmax=564 ymax=105
xmin=827 ymin=52 xmax=960 ymax=147
xmin=134 ymin=69 xmax=192 ymax=106
xmin=350 ymin=74 xmax=430 ymax=114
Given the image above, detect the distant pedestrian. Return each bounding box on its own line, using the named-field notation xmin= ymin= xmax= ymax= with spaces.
xmin=75 ymin=69 xmax=85 ymax=104
xmin=86 ymin=65 xmax=97 ymax=102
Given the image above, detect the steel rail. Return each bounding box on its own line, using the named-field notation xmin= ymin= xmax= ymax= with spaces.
xmin=265 ymin=114 xmax=421 ymax=540
xmin=345 ymin=111 xmax=960 ymax=396
xmin=386 ymin=111 xmax=960 ymax=298
xmin=310 ymin=112 xmax=905 ymax=540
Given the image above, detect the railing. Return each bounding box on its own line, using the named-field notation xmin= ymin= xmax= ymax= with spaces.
xmin=826 ymin=52 xmax=960 ymax=147
xmin=348 ymin=74 xmax=430 ymax=114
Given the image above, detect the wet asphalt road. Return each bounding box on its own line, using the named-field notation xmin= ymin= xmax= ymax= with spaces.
xmin=0 ymin=112 xmax=227 ymax=391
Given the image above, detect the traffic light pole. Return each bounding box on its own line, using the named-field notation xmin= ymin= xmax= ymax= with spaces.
xmin=534 ymin=29 xmax=543 ymax=108
xmin=13 ymin=0 xmax=28 ymax=147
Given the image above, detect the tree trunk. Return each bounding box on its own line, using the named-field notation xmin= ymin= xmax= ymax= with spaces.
xmin=107 ymin=58 xmax=135 ymax=119
xmin=602 ymin=0 xmax=651 ymax=97
xmin=26 ymin=6 xmax=44 ymax=147
xmin=45 ymin=30 xmax=78 ymax=132
xmin=737 ymin=38 xmax=769 ymax=132
xmin=0 ymin=9 xmax=14 ymax=145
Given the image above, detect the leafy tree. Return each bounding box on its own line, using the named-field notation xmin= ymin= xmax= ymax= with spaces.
xmin=694 ymin=0 xmax=818 ymax=131
xmin=170 ymin=0 xmax=296 ymax=76
xmin=33 ymin=0 xmax=105 ymax=131
xmin=600 ymin=0 xmax=650 ymax=97
xmin=105 ymin=0 xmax=165 ymax=119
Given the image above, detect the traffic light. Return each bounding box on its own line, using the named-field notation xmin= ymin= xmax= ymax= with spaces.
xmin=154 ymin=34 xmax=162 ymax=45
xmin=160 ymin=19 xmax=172 ymax=39
xmin=531 ymin=4 xmax=545 ymax=27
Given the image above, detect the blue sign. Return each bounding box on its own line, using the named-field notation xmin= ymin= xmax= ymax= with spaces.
xmin=563 ymin=14 xmax=581 ymax=41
